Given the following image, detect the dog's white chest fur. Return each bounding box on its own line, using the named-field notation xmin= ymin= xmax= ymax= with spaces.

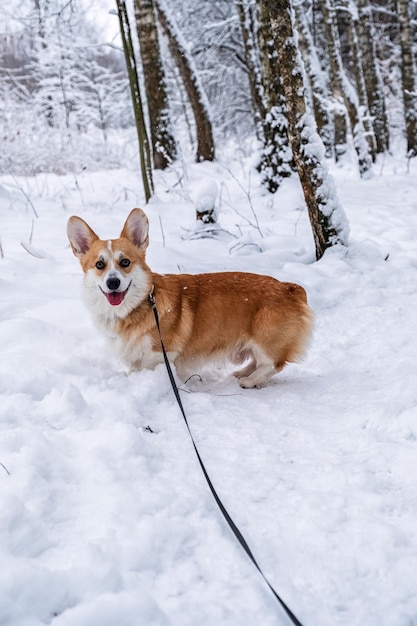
xmin=110 ymin=333 xmax=163 ymax=371
xmin=86 ymin=297 xmax=164 ymax=371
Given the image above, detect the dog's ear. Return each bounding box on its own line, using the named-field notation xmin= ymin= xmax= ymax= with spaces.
xmin=67 ymin=216 xmax=98 ymax=259
xmin=120 ymin=208 xmax=149 ymax=252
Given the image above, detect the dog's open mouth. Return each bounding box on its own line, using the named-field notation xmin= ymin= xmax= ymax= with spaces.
xmin=101 ymin=285 xmax=130 ymax=306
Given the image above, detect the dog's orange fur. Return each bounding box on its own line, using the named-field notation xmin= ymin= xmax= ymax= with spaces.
xmin=67 ymin=208 xmax=313 ymax=388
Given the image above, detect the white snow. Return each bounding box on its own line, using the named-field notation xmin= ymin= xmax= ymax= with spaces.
xmin=1 ymin=150 xmax=417 ymax=626
xmin=193 ymin=179 xmax=218 ymax=214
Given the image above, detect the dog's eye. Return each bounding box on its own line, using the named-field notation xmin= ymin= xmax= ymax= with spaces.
xmin=120 ymin=258 xmax=130 ymax=268
xmin=95 ymin=260 xmax=105 ymax=270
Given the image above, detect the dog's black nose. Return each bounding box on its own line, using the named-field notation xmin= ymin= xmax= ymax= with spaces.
xmin=106 ymin=277 xmax=121 ymax=291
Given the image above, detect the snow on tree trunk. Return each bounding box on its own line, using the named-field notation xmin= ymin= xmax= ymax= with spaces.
xmin=193 ymin=179 xmax=218 ymax=224
xmin=341 ymin=0 xmax=377 ymax=162
xmin=116 ymin=0 xmax=153 ymax=202
xmin=294 ymin=2 xmax=334 ymax=158
xmin=155 ymin=0 xmax=215 ymax=162
xmin=234 ymin=0 xmax=264 ymax=142
xmin=133 ymin=0 xmax=177 ymax=169
xmin=396 ymin=0 xmax=417 ymax=158
xmin=256 ymin=0 xmax=294 ymax=192
xmin=356 ymin=0 xmax=389 ymax=154
xmin=321 ymin=0 xmax=373 ymax=178
xmin=266 ymin=0 xmax=349 ymax=260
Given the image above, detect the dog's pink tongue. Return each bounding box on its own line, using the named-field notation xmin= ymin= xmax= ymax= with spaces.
xmin=106 ymin=291 xmax=124 ymax=306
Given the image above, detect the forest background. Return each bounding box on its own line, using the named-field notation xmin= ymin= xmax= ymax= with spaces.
xmin=1 ymin=0 xmax=416 ymax=206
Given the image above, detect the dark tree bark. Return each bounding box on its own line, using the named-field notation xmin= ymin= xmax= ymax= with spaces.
xmin=294 ymin=1 xmax=334 ymax=158
xmin=236 ymin=0 xmax=293 ymax=192
xmin=356 ymin=0 xmax=389 ymax=154
xmin=396 ymin=0 xmax=417 ymax=158
xmin=155 ymin=0 xmax=215 ymax=162
xmin=116 ymin=0 xmax=153 ymax=202
xmin=321 ymin=0 xmax=373 ymax=177
xmin=234 ymin=0 xmax=264 ymax=141
xmin=263 ymin=0 xmax=349 ymax=260
xmin=133 ymin=0 xmax=176 ymax=169
xmin=256 ymin=0 xmax=294 ymax=191
xmin=340 ymin=0 xmax=377 ymax=161
xmin=310 ymin=0 xmax=349 ymax=162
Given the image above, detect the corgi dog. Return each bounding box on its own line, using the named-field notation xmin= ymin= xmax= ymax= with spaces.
xmin=67 ymin=208 xmax=313 ymax=388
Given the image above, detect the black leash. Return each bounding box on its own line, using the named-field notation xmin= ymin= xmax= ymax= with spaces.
xmin=149 ymin=290 xmax=305 ymax=626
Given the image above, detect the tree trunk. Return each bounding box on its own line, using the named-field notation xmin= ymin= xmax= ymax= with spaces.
xmin=237 ymin=0 xmax=293 ymax=192
xmin=34 ymin=0 xmax=54 ymax=128
xmin=133 ymin=0 xmax=177 ymax=169
xmin=234 ymin=0 xmax=264 ymax=141
xmin=116 ymin=0 xmax=153 ymax=202
xmin=356 ymin=0 xmax=389 ymax=154
xmin=264 ymin=0 xmax=349 ymax=260
xmin=155 ymin=0 xmax=215 ymax=162
xmin=321 ymin=0 xmax=373 ymax=177
xmin=340 ymin=0 xmax=377 ymax=161
xmin=396 ymin=0 xmax=417 ymax=158
xmin=294 ymin=1 xmax=334 ymax=158
xmin=256 ymin=0 xmax=294 ymax=192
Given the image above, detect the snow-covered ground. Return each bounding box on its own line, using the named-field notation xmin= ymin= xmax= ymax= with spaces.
xmin=1 ymin=149 xmax=417 ymax=626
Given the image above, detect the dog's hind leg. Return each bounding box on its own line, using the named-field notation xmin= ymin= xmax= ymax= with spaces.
xmin=233 ymin=360 xmax=257 ymax=379
xmin=237 ymin=345 xmax=282 ymax=389
xmin=238 ymin=361 xmax=278 ymax=388
xmin=232 ymin=347 xmax=256 ymax=380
